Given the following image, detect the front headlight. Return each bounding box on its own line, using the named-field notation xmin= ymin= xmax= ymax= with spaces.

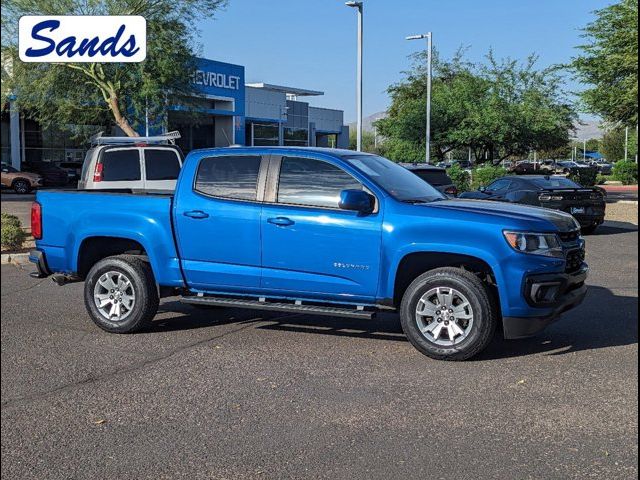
xmin=503 ymin=231 xmax=563 ymax=258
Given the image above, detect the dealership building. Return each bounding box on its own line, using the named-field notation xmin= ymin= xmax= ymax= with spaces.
xmin=1 ymin=57 xmax=350 ymax=169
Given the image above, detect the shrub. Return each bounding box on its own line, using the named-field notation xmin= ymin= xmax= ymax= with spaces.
xmin=447 ymin=164 xmax=471 ymax=193
xmin=471 ymin=165 xmax=508 ymax=190
xmin=1 ymin=214 xmax=26 ymax=251
xmin=595 ymin=174 xmax=609 ymax=185
xmin=569 ymin=167 xmax=598 ymax=186
xmin=1 ymin=213 xmax=21 ymax=228
xmin=612 ymin=160 xmax=638 ymax=185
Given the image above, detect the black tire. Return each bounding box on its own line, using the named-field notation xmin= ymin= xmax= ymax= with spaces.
xmin=400 ymin=267 xmax=497 ymax=361
xmin=581 ymin=225 xmax=598 ymax=235
xmin=84 ymin=255 xmax=159 ymax=333
xmin=12 ymin=179 xmax=31 ymax=194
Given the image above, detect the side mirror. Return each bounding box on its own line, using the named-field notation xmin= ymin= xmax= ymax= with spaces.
xmin=339 ymin=189 xmax=374 ymax=214
xmin=478 ymin=186 xmax=487 ymax=193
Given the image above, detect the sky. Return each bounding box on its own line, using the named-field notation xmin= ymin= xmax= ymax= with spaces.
xmin=198 ymin=0 xmax=614 ymax=123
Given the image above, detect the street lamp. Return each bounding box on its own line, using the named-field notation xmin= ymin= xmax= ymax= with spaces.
xmin=346 ymin=1 xmax=363 ymax=152
xmin=406 ymin=33 xmax=432 ymax=164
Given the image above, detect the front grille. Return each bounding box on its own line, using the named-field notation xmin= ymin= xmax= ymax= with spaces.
xmin=565 ymin=248 xmax=586 ymax=273
xmin=559 ymin=230 xmax=581 ymax=243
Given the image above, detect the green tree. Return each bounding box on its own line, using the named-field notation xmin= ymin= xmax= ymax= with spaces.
xmin=572 ymin=0 xmax=638 ymax=126
xmin=1 ymin=0 xmax=227 ymax=137
xmin=349 ymin=129 xmax=378 ymax=153
xmin=377 ymin=50 xmax=576 ymax=164
xmin=600 ymin=128 xmax=628 ymax=161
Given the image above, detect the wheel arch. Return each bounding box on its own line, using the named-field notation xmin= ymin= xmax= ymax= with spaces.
xmin=75 ymin=236 xmax=151 ymax=279
xmin=389 ymin=249 xmax=503 ymax=310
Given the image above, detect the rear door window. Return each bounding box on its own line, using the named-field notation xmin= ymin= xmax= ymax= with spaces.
xmin=195 ymin=155 xmax=262 ymax=201
xmin=144 ymin=149 xmax=182 ymax=180
xmin=101 ymin=149 xmax=141 ymax=181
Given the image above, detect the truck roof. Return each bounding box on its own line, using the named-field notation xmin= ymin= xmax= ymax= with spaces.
xmin=187 ymin=146 xmax=370 ymax=158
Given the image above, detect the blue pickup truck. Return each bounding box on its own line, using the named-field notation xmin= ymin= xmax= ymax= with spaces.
xmin=29 ymin=147 xmax=589 ymax=360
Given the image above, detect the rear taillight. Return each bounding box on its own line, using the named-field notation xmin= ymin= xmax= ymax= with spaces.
xmin=539 ymin=194 xmax=563 ymax=201
xmin=31 ymin=202 xmax=42 ymax=240
xmin=93 ymin=162 xmax=103 ymax=182
xmin=444 ymin=186 xmax=458 ymax=196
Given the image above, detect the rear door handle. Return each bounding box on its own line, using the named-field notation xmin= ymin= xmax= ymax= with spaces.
xmin=267 ymin=217 xmax=295 ymax=227
xmin=183 ymin=210 xmax=209 ymax=219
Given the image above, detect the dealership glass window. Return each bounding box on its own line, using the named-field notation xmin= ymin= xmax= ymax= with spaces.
xmin=277 ymin=156 xmax=362 ymax=208
xmin=101 ymin=149 xmax=142 ymax=181
xmin=0 ymin=112 xmax=10 ymax=165
xmin=283 ymin=128 xmax=308 ymax=147
xmin=195 ymin=155 xmax=262 ymax=200
xmin=249 ymin=123 xmax=279 ymax=146
xmin=144 ymin=149 xmax=182 ymax=180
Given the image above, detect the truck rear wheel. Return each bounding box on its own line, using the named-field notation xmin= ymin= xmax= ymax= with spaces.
xmin=400 ymin=267 xmax=497 ymax=361
xmin=84 ymin=255 xmax=158 ymax=333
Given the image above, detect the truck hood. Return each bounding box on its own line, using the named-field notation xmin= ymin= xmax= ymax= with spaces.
xmin=423 ymin=199 xmax=580 ymax=232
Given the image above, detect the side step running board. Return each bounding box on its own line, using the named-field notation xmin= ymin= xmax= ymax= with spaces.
xmin=180 ymin=296 xmax=376 ymax=320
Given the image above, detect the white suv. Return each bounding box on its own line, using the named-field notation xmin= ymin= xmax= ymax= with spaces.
xmin=78 ymin=133 xmax=183 ymax=191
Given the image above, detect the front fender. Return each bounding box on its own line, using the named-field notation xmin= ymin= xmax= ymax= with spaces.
xmin=384 ymin=243 xmax=508 ymax=312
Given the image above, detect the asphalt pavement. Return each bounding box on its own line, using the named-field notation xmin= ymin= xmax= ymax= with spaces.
xmin=1 ymin=221 xmax=638 ymax=480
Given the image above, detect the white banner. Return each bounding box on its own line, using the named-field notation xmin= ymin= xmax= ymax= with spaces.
xmin=19 ymin=16 xmax=146 ymax=63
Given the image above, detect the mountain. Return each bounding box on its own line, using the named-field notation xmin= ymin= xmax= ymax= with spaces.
xmin=348 ymin=112 xmax=388 ymax=132
xmin=572 ymin=119 xmax=605 ymax=140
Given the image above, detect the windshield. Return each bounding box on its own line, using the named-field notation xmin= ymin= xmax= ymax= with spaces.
xmin=2 ymin=165 xmax=18 ymax=173
xmin=531 ymin=177 xmax=581 ymax=189
xmin=344 ymin=155 xmax=445 ymax=202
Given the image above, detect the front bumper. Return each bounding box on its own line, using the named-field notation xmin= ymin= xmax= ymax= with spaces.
xmin=503 ymin=265 xmax=588 ymax=339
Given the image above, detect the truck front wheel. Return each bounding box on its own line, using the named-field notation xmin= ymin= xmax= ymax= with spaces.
xmin=84 ymin=255 xmax=159 ymax=333
xmin=400 ymin=267 xmax=497 ymax=361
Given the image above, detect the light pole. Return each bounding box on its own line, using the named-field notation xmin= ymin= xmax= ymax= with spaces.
xmin=346 ymin=1 xmax=363 ymax=152
xmin=624 ymin=126 xmax=629 ymax=161
xmin=583 ymin=139 xmax=587 ymax=163
xmin=406 ymin=33 xmax=432 ymax=163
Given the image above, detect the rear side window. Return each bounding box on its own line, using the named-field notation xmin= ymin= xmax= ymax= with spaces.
xmin=195 ymin=155 xmax=262 ymax=201
xmin=144 ymin=149 xmax=181 ymax=181
xmin=413 ymin=170 xmax=452 ymax=186
xmin=277 ymin=156 xmax=362 ymax=208
xmin=531 ymin=177 xmax=581 ymax=189
xmin=101 ymin=149 xmax=141 ymax=181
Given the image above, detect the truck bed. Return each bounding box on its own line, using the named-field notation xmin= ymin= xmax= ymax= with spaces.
xmin=34 ymin=190 xmax=183 ymax=286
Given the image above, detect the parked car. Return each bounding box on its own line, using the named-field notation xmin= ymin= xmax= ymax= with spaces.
xmin=23 ymin=162 xmax=69 ymax=186
xmin=440 ymin=160 xmax=472 ymax=170
xmin=1 ymin=164 xmax=43 ymax=193
xmin=555 ymin=161 xmax=590 ymax=175
xmin=459 ymin=175 xmax=606 ymax=233
xmin=590 ymin=159 xmax=613 ymax=175
xmin=509 ymin=161 xmax=553 ymax=175
xmin=30 ymin=147 xmax=588 ymax=361
xmin=59 ymin=161 xmax=84 ymax=183
xmin=401 ymin=163 xmax=458 ymax=196
xmin=78 ymin=138 xmax=184 ymax=191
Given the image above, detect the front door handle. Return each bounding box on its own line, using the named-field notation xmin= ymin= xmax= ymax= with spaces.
xmin=267 ymin=217 xmax=295 ymax=227
xmin=183 ymin=210 xmax=209 ymax=219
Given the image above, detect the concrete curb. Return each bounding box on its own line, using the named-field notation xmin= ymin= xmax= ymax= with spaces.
xmin=611 ymin=200 xmax=639 ymax=205
xmin=1 ymin=253 xmax=31 ymax=265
